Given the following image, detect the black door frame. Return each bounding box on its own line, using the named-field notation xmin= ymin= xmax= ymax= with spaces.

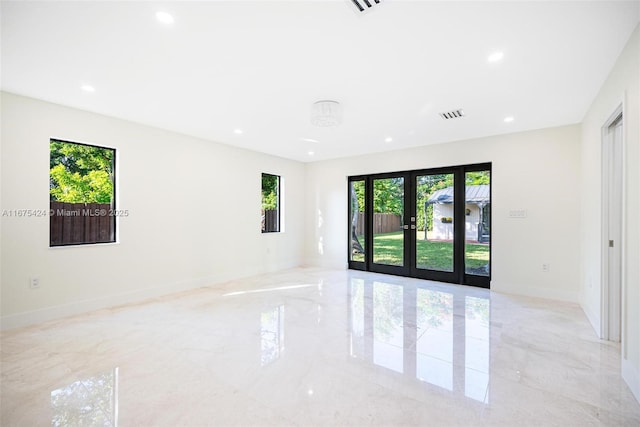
xmin=348 ymin=163 xmax=491 ymax=288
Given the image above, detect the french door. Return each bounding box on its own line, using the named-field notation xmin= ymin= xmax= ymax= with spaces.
xmin=349 ymin=163 xmax=491 ymax=288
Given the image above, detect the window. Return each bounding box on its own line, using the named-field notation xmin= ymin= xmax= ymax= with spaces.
xmin=348 ymin=163 xmax=491 ymax=288
xmin=49 ymin=139 xmax=116 ymax=246
xmin=261 ymin=173 xmax=280 ymax=233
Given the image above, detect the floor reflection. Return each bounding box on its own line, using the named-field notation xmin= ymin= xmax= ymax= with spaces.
xmin=350 ymin=278 xmax=491 ymax=403
xmin=465 ymin=296 xmax=490 ymax=402
xmin=373 ymin=282 xmax=404 ymax=373
xmin=51 ymin=367 xmax=119 ymax=427
xmin=416 ymin=289 xmax=453 ymax=391
xmin=261 ymin=305 xmax=285 ymax=366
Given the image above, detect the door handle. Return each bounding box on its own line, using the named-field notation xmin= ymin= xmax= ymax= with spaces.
xmin=411 ymin=225 xmax=416 ymax=229
xmin=403 ymin=225 xmax=409 ymax=230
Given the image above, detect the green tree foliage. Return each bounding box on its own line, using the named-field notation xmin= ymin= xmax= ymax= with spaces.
xmin=352 ymin=179 xmax=407 ymax=216
xmin=353 ymin=181 xmax=365 ymax=213
xmin=261 ymin=174 xmax=279 ymax=210
xmin=373 ymin=178 xmax=404 ymax=215
xmin=465 ymin=171 xmax=490 ymax=186
xmin=49 ymin=141 xmax=114 ymax=203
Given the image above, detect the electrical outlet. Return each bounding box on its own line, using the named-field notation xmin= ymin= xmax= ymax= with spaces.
xmin=29 ymin=277 xmax=40 ymax=289
xmin=542 ymin=264 xmax=550 ymax=273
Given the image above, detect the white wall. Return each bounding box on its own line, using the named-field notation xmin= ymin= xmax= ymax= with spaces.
xmin=305 ymin=124 xmax=581 ymax=302
xmin=580 ymin=24 xmax=640 ymax=401
xmin=0 ymin=92 xmax=305 ymax=329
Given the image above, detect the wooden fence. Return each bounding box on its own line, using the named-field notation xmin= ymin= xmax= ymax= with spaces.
xmin=50 ymin=201 xmax=114 ymax=246
xmin=262 ymin=209 xmax=279 ymax=232
xmin=354 ymin=213 xmax=401 ymax=235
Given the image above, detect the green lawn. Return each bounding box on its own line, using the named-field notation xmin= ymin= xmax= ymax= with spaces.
xmin=352 ymin=231 xmax=489 ymax=274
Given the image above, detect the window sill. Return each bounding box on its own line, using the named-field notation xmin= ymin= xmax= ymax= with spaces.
xmin=49 ymin=241 xmax=120 ymax=249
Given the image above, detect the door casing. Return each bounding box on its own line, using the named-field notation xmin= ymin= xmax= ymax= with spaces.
xmin=601 ymin=107 xmax=623 ymax=343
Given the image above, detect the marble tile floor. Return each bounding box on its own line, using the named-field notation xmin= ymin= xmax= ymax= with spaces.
xmin=1 ymin=268 xmax=639 ymax=426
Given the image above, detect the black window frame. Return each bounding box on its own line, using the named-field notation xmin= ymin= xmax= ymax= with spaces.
xmin=347 ymin=162 xmax=491 ymax=288
xmin=49 ymin=138 xmax=116 ymax=247
xmin=261 ymin=173 xmax=281 ymax=233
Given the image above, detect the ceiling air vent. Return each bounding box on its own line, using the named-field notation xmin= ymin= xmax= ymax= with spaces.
xmin=439 ymin=109 xmax=465 ymax=120
xmin=349 ymin=0 xmax=382 ymax=14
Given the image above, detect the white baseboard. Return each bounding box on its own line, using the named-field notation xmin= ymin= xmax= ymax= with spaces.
xmin=622 ymin=356 xmax=640 ymax=404
xmin=0 ymin=261 xmax=301 ymax=331
xmin=305 ymin=256 xmax=347 ymax=270
xmin=0 ymin=275 xmax=216 ymax=330
xmin=581 ymin=303 xmax=602 ymax=338
xmin=491 ymin=281 xmax=579 ymax=303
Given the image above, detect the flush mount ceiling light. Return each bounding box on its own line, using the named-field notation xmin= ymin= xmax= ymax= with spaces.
xmin=81 ymin=84 xmax=95 ymax=93
xmin=504 ymin=116 xmax=514 ymax=123
xmin=311 ymin=100 xmax=342 ymax=127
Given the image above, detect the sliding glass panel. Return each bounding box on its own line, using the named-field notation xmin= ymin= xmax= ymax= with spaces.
xmin=349 ymin=180 xmax=366 ymax=263
xmin=415 ymin=173 xmax=454 ymax=271
xmin=464 ymin=171 xmax=490 ymax=276
xmin=373 ymin=177 xmax=404 ymax=266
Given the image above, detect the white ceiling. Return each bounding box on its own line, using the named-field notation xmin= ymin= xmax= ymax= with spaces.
xmin=2 ymin=1 xmax=639 ymax=162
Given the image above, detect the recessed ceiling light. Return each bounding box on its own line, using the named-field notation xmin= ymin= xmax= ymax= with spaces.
xmin=81 ymin=84 xmax=95 ymax=93
xmin=384 ymin=137 xmax=393 ymax=143
xmin=308 ymin=151 xmax=315 ymax=156
xmin=488 ymin=51 xmax=504 ymax=62
xmin=300 ymin=138 xmax=319 ymax=143
xmin=233 ymin=129 xmax=243 ymax=135
xmin=156 ymin=11 xmax=174 ymax=25
xmin=504 ymin=116 xmax=514 ymax=123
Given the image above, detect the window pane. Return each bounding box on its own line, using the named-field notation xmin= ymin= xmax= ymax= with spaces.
xmin=416 ymin=173 xmax=454 ymax=272
xmin=372 ymin=177 xmax=404 ymax=266
xmin=49 ymin=139 xmax=115 ymax=246
xmin=261 ymin=173 xmax=280 ymax=232
xmin=464 ymin=171 xmax=490 ymax=276
xmin=350 ymin=180 xmax=365 ymax=262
